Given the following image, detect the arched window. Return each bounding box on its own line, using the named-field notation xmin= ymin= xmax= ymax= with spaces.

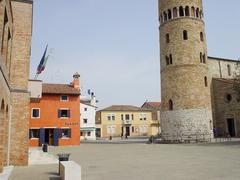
xmin=203 ymin=54 xmax=206 ymax=64
xmin=227 ymin=64 xmax=231 ymax=76
xmin=169 ymin=99 xmax=173 ymax=111
xmin=196 ymin=8 xmax=199 ymax=18
xmin=185 ymin=6 xmax=190 ymax=16
xmin=191 ymin=7 xmax=195 ymax=17
xmin=166 ymin=55 xmax=169 ymax=65
xmin=183 ymin=30 xmax=188 ymax=40
xmin=173 ymin=7 xmax=178 ymax=18
xmin=179 ymin=6 xmax=184 ymax=17
xmin=169 ymin=54 xmax=173 ymax=64
xmin=200 ymin=32 xmax=204 ymax=41
xmin=168 ymin=9 xmax=172 ymax=20
xmin=204 ymin=76 xmax=208 ymax=87
xmin=200 ymin=52 xmax=203 ymax=63
xmin=164 ymin=11 xmax=167 ymax=22
xmin=166 ymin=33 xmax=170 ymax=43
xmin=199 ymin=11 xmax=202 ymax=19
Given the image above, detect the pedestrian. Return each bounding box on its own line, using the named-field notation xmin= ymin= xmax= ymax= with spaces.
xmin=125 ymin=133 xmax=128 ymax=139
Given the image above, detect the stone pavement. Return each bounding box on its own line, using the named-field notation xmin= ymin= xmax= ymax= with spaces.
xmin=9 ymin=141 xmax=240 ymax=180
xmin=28 ymin=147 xmax=58 ymax=165
xmin=0 ymin=166 xmax=13 ymax=180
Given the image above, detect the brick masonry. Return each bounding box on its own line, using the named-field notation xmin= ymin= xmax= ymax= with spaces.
xmin=159 ymin=0 xmax=213 ymax=140
xmin=0 ymin=0 xmax=32 ymax=172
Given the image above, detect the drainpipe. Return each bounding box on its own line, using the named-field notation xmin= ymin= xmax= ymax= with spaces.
xmin=7 ymin=97 xmax=12 ymax=166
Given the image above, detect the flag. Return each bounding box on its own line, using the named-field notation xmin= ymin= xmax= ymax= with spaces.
xmin=37 ymin=45 xmax=48 ymax=74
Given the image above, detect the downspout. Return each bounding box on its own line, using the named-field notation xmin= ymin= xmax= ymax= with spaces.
xmin=7 ymin=96 xmax=12 ymax=166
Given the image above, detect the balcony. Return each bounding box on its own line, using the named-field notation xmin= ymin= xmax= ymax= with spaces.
xmin=123 ymin=119 xmax=132 ymax=125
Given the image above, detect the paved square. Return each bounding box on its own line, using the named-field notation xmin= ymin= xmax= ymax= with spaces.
xmin=10 ymin=142 xmax=240 ymax=180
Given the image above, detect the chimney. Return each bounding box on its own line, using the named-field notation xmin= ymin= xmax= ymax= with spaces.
xmin=90 ymin=92 xmax=97 ymax=107
xmin=72 ymin=72 xmax=80 ymax=90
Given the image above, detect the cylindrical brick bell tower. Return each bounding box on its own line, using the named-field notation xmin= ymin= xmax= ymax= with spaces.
xmin=159 ymin=0 xmax=213 ymax=141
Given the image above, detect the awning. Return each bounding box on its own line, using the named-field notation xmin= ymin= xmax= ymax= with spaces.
xmin=80 ymin=127 xmax=96 ymax=131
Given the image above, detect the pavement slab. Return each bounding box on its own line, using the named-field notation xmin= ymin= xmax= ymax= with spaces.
xmin=9 ymin=141 xmax=240 ymax=180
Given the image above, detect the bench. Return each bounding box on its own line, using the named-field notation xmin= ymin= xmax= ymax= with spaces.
xmin=60 ymin=161 xmax=81 ymax=180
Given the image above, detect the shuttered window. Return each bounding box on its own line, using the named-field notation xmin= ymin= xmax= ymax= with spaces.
xmin=58 ymin=109 xmax=71 ymax=118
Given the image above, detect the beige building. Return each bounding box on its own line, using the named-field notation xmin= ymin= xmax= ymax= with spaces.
xmin=141 ymin=101 xmax=161 ymax=135
xmin=96 ymin=105 xmax=155 ymax=138
xmin=0 ymin=0 xmax=33 ymax=173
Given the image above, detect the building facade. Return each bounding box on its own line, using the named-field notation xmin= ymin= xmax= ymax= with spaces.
xmin=96 ymin=105 xmax=153 ymax=138
xmin=141 ymin=101 xmax=161 ymax=135
xmin=80 ymin=94 xmax=97 ymax=140
xmin=208 ymin=57 xmax=240 ymax=137
xmin=28 ymin=73 xmax=81 ymax=146
xmin=159 ymin=0 xmax=213 ymax=141
xmin=0 ymin=0 xmax=32 ymax=172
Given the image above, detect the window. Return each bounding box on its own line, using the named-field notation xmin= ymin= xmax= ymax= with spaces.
xmin=1 ymin=8 xmax=8 ymax=53
xmin=169 ymin=99 xmax=173 ymax=111
xmin=166 ymin=55 xmax=170 ymax=65
xmin=80 ymin=132 xmax=83 ymax=136
xmin=107 ymin=114 xmax=115 ymax=121
xmin=204 ymin=76 xmax=208 ymax=87
xmin=140 ymin=113 xmax=147 ymax=120
xmin=227 ymin=64 xmax=231 ymax=76
xmin=203 ymin=54 xmax=206 ymax=64
xmin=83 ymin=119 xmax=87 ymax=124
xmin=121 ymin=114 xmax=124 ymax=121
xmin=191 ymin=7 xmax=195 ymax=17
xmin=60 ymin=95 xmax=68 ymax=101
xmin=164 ymin=11 xmax=167 ymax=21
xmin=200 ymin=53 xmax=203 ymax=63
xmin=125 ymin=114 xmax=130 ymax=120
xmin=131 ymin=114 xmax=134 ymax=120
xmin=185 ymin=6 xmax=190 ymax=16
xmin=179 ymin=6 xmax=184 ymax=17
xmin=183 ymin=30 xmax=188 ymax=40
xmin=107 ymin=125 xmax=116 ymax=135
xmin=87 ymin=132 xmax=91 ymax=136
xmin=58 ymin=109 xmax=70 ymax=118
xmin=225 ymin=94 xmax=232 ymax=103
xmin=169 ymin=54 xmax=173 ymax=64
xmin=173 ymin=7 xmax=178 ymax=18
xmin=84 ymin=108 xmax=87 ymax=111
xmin=32 ymin=108 xmax=40 ymax=118
xmin=196 ymin=8 xmax=200 ymax=18
xmin=62 ymin=129 xmax=71 ymax=138
xmin=166 ymin=33 xmax=170 ymax=43
xmin=200 ymin=32 xmax=204 ymax=41
xmin=29 ymin=129 xmax=40 ymax=139
xmin=132 ymin=126 xmax=134 ymax=133
xmin=168 ymin=9 xmax=172 ymax=20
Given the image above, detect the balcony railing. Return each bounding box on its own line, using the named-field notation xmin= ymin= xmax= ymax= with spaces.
xmin=123 ymin=119 xmax=132 ymax=125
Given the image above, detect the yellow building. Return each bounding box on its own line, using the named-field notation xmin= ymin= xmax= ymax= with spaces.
xmin=96 ymin=105 xmax=155 ymax=138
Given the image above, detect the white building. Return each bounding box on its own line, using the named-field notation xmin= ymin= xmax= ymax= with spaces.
xmin=80 ymin=93 xmax=97 ymax=140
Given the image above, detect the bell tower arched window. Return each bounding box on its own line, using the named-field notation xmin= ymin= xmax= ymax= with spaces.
xmin=183 ymin=30 xmax=188 ymax=40
xmin=179 ymin=6 xmax=184 ymax=17
xmin=169 ymin=100 xmax=173 ymax=111
xmin=185 ymin=6 xmax=190 ymax=16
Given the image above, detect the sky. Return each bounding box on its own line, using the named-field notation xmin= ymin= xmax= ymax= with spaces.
xmin=30 ymin=0 xmax=240 ymax=109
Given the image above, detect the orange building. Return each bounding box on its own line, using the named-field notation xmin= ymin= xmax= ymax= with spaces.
xmin=28 ymin=73 xmax=81 ymax=146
